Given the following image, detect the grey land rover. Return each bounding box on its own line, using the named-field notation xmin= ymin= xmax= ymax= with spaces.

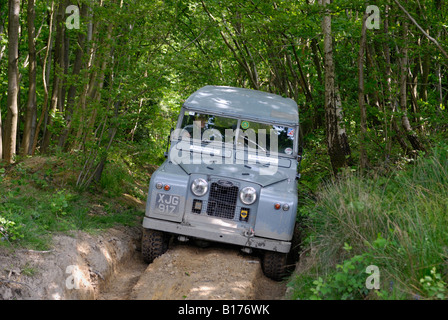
xmin=142 ymin=85 xmax=301 ymax=280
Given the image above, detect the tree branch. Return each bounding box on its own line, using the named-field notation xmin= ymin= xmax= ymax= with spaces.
xmin=394 ymin=0 xmax=448 ymax=61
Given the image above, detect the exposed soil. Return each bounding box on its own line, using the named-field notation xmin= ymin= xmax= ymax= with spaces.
xmin=0 ymin=226 xmax=287 ymax=300
xmin=97 ymin=250 xmax=147 ymax=300
xmin=0 ymin=226 xmax=142 ymax=300
xmin=127 ymin=242 xmax=286 ymax=300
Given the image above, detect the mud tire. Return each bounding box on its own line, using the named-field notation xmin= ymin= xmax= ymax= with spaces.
xmin=262 ymin=251 xmax=288 ymax=281
xmin=141 ymin=228 xmax=169 ymax=263
xmin=287 ymin=222 xmax=302 ymax=267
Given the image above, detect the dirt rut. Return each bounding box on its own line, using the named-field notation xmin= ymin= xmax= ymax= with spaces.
xmin=1 ymin=227 xmax=286 ymax=300
xmin=126 ymin=243 xmax=286 ymax=300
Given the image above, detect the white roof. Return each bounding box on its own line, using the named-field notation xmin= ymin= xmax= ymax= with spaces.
xmin=183 ymin=86 xmax=299 ymax=125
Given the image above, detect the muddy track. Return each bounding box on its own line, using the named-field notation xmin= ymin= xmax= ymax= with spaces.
xmin=98 ymin=241 xmax=287 ymax=300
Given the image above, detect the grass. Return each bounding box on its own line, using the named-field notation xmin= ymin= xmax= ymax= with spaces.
xmin=0 ymin=152 xmax=148 ymax=251
xmin=288 ymin=144 xmax=448 ymax=300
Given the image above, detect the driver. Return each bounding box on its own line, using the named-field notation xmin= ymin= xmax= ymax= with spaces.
xmin=181 ymin=113 xmax=208 ymax=139
xmin=193 ymin=114 xmax=208 ymax=132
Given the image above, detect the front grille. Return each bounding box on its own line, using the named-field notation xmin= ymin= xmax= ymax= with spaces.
xmin=206 ymin=182 xmax=239 ymax=220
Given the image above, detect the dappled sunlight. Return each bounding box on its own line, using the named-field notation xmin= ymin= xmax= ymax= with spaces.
xmin=189 ymin=285 xmax=216 ymax=298
xmin=130 ymin=243 xmax=277 ymax=300
xmin=188 ymin=279 xmax=251 ymax=300
xmin=51 ymin=291 xmax=62 ymax=300
xmin=101 ymin=247 xmax=112 ymax=263
xmin=183 ymin=86 xmax=298 ymax=124
xmin=76 ymin=240 xmax=91 ymax=258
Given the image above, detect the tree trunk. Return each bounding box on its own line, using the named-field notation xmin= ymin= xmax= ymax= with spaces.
xmin=287 ymin=38 xmax=313 ymax=102
xmin=0 ymin=105 xmax=2 ymax=160
xmin=4 ymin=0 xmax=20 ymax=164
xmin=58 ymin=4 xmax=88 ymax=149
xmin=31 ymin=1 xmax=55 ymax=155
xmin=77 ymin=23 xmax=113 ymax=151
xmin=321 ymin=0 xmax=351 ymax=174
xmin=41 ymin=1 xmax=66 ymax=153
xmin=0 ymin=14 xmax=3 ymax=158
xmin=420 ymin=49 xmax=430 ymax=102
xmin=92 ymin=101 xmax=120 ymax=184
xmin=435 ymin=29 xmax=444 ymax=112
xmin=399 ymin=19 xmax=426 ymax=152
xmin=201 ymin=0 xmax=260 ymax=90
xmin=358 ymin=12 xmax=369 ymax=169
xmin=74 ymin=10 xmax=100 ymax=151
xmin=21 ymin=0 xmax=37 ymax=156
xmin=310 ymin=38 xmax=324 ymax=129
xmin=382 ymin=5 xmax=409 ymax=157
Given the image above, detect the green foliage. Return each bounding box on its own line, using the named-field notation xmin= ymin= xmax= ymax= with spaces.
xmin=289 ymin=145 xmax=448 ymax=300
xmin=0 ymin=155 xmax=143 ymax=250
xmin=293 ymin=236 xmax=392 ymax=300
xmin=99 ymin=158 xmax=133 ymax=198
xmin=0 ymin=215 xmax=24 ymax=242
xmin=420 ymin=267 xmax=447 ymax=300
xmin=49 ymin=190 xmax=70 ymax=216
xmin=298 ymin=130 xmax=333 ymax=196
xmin=308 ymin=253 xmax=370 ymax=300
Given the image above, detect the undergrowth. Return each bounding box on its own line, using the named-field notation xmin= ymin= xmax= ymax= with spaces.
xmin=289 ymin=144 xmax=448 ymax=300
xmin=0 ymin=152 xmax=147 ymax=251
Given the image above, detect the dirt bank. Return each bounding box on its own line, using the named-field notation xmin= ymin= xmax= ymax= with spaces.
xmin=0 ymin=226 xmax=141 ymax=300
xmin=1 ymin=227 xmax=287 ymax=300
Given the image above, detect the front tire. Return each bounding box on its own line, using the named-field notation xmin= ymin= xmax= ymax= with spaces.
xmin=262 ymin=251 xmax=288 ymax=281
xmin=262 ymin=223 xmax=302 ymax=281
xmin=141 ymin=228 xmax=169 ymax=263
xmin=287 ymin=222 xmax=302 ymax=267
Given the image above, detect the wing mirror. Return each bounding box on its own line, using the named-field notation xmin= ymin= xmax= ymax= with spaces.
xmin=164 ymin=128 xmax=174 ymax=158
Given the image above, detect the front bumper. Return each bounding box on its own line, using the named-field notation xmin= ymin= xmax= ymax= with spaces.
xmin=143 ymin=216 xmax=291 ymax=253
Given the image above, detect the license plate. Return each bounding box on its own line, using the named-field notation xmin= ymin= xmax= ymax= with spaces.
xmin=155 ymin=193 xmax=180 ymax=214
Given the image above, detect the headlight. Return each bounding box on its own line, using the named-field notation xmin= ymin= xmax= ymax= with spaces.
xmin=191 ymin=178 xmax=208 ymax=196
xmin=239 ymin=186 xmax=257 ymax=205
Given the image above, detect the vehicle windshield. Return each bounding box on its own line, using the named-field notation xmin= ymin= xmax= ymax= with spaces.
xmin=178 ymin=111 xmax=295 ymax=155
xmin=179 ymin=111 xmax=238 ymax=143
xmin=236 ymin=120 xmax=295 ymax=155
